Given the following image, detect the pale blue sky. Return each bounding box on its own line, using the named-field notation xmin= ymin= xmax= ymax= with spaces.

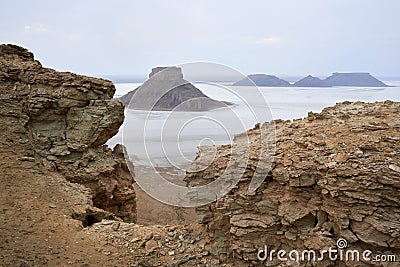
xmin=1 ymin=0 xmax=399 ymax=78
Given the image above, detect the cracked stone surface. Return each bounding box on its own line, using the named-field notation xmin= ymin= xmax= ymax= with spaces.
xmin=186 ymin=101 xmax=400 ymax=266
xmin=0 ymin=44 xmax=135 ymax=221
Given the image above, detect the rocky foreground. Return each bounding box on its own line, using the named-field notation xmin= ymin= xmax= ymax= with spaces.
xmin=0 ymin=44 xmax=220 ymax=266
xmin=0 ymin=45 xmax=399 ymax=266
xmin=0 ymin=44 xmax=135 ymax=222
xmin=187 ymin=101 xmax=400 ymax=266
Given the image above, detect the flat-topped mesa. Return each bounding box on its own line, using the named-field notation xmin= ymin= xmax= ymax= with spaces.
xmin=149 ymin=66 xmax=183 ymax=80
xmin=324 ymin=72 xmax=388 ymax=87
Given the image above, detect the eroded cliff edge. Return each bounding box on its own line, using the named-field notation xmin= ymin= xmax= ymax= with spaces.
xmin=186 ymin=101 xmax=400 ymax=266
xmin=0 ymin=44 xmax=135 ymax=222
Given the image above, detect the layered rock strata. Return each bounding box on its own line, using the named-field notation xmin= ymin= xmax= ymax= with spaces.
xmin=0 ymin=44 xmax=135 ymax=222
xmin=186 ymin=101 xmax=400 ymax=266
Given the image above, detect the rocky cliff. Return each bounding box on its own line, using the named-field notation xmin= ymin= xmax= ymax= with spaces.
xmin=120 ymin=67 xmax=231 ymax=111
xmin=0 ymin=44 xmax=227 ymax=266
xmin=186 ymin=101 xmax=400 ymax=266
xmin=0 ymin=44 xmax=135 ymax=222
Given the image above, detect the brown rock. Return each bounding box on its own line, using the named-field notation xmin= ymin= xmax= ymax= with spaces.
xmin=145 ymin=239 xmax=158 ymax=251
xmin=0 ymin=44 xmax=135 ymax=222
xmin=186 ymin=101 xmax=400 ymax=265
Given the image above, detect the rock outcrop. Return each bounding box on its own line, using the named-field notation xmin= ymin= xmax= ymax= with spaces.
xmin=0 ymin=44 xmax=135 ymax=222
xmin=233 ymin=74 xmax=291 ymax=87
xmin=186 ymin=101 xmax=400 ymax=266
xmin=293 ymin=75 xmax=328 ymax=87
xmin=323 ymin=72 xmax=388 ymax=87
xmin=120 ymin=67 xmax=231 ymax=111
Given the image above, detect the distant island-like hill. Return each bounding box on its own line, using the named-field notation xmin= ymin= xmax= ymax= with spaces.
xmin=233 ymin=74 xmax=290 ymax=87
xmin=323 ymin=72 xmax=388 ymax=87
xmin=293 ymin=75 xmax=327 ymax=87
xmin=120 ymin=67 xmax=231 ymax=111
xmin=233 ymin=72 xmax=388 ymax=87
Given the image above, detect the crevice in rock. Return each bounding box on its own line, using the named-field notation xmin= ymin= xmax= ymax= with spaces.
xmin=71 ymin=207 xmax=118 ymax=228
xmin=313 ymin=215 xmax=319 ymax=228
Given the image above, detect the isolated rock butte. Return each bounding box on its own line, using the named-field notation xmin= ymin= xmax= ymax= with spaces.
xmin=0 ymin=44 xmax=135 ymax=222
xmin=233 ymin=74 xmax=291 ymax=87
xmin=186 ymin=101 xmax=400 ymax=266
xmin=120 ymin=67 xmax=231 ymax=111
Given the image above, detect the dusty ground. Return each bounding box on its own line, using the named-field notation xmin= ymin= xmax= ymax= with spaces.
xmin=134 ymin=166 xmax=196 ymax=226
xmin=0 ymin=129 xmax=219 ymax=266
xmin=0 ymin=125 xmax=112 ymax=266
xmin=135 ymin=186 xmax=196 ymax=226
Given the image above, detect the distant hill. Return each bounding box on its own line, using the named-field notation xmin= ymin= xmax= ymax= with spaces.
xmin=232 ymin=74 xmax=290 ymax=87
xmin=235 ymin=72 xmax=389 ymax=87
xmin=119 ymin=67 xmax=231 ymax=111
xmin=293 ymin=75 xmax=328 ymax=87
xmin=323 ymin=72 xmax=388 ymax=87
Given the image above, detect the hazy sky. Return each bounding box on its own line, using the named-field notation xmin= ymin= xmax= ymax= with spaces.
xmin=1 ymin=0 xmax=399 ymax=78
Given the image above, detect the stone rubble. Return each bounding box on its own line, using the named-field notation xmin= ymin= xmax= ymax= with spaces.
xmin=83 ymin=220 xmax=224 ymax=266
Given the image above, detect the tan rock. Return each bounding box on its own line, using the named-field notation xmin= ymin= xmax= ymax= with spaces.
xmin=186 ymin=101 xmax=400 ymax=265
xmin=0 ymin=44 xmax=136 ymax=222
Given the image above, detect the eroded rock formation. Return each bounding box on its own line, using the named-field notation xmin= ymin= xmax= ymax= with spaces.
xmin=120 ymin=66 xmax=231 ymax=111
xmin=186 ymin=101 xmax=400 ymax=266
xmin=0 ymin=44 xmax=135 ymax=222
